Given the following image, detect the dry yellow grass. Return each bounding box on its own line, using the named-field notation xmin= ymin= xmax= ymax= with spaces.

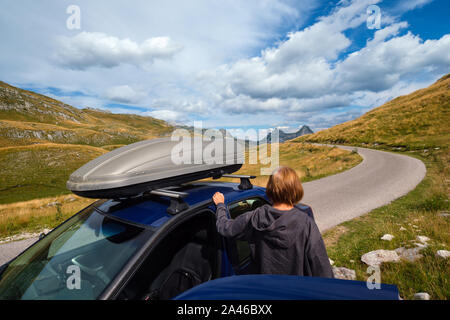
xmin=227 ymin=142 xmax=362 ymax=187
xmin=100 ymin=144 xmax=127 ymax=151
xmin=0 ymin=142 xmax=107 ymax=153
xmin=0 ymin=194 xmax=95 ymax=238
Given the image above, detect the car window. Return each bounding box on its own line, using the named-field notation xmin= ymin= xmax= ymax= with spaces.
xmin=0 ymin=208 xmax=151 ymax=300
xmin=228 ymin=197 xmax=268 ymax=266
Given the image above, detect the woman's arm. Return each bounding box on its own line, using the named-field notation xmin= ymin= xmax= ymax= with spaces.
xmin=213 ymin=192 xmax=253 ymax=239
xmin=215 ymin=203 xmax=254 ymax=239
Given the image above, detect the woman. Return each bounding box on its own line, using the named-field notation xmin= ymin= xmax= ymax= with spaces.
xmin=212 ymin=166 xmax=333 ymax=277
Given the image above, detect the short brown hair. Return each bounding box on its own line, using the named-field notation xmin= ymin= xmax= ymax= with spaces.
xmin=266 ymin=166 xmax=304 ymax=206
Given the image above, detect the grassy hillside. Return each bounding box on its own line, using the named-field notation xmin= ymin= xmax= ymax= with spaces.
xmin=0 ymin=81 xmax=174 ymax=147
xmin=299 ymin=74 xmax=450 ymax=299
xmin=0 ymin=81 xmax=176 ymax=204
xmin=296 ymin=74 xmax=450 ymax=150
xmin=0 ymin=144 xmax=107 ymax=204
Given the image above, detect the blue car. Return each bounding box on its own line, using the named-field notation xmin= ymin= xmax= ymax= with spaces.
xmin=0 ymin=138 xmax=399 ymax=300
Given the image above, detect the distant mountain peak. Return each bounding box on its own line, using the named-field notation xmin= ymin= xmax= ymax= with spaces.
xmin=264 ymin=125 xmax=314 ymax=143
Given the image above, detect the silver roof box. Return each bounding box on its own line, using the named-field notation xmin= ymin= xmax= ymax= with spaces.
xmin=67 ymin=137 xmax=244 ymax=199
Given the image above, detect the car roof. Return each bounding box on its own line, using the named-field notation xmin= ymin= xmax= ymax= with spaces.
xmin=94 ymin=181 xmax=268 ymax=228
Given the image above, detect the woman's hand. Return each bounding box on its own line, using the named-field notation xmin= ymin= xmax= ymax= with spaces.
xmin=212 ymin=192 xmax=225 ymax=205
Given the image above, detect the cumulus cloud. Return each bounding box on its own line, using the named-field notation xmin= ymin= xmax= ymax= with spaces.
xmin=334 ymin=32 xmax=450 ymax=93
xmin=104 ymin=85 xmax=147 ymax=104
xmin=205 ymin=0 xmax=377 ymax=101
xmin=55 ymin=32 xmax=183 ymax=70
xmin=198 ymin=0 xmax=450 ymax=130
xmin=1 ymin=0 xmax=448 ymax=132
xmin=144 ymin=109 xmax=187 ymax=123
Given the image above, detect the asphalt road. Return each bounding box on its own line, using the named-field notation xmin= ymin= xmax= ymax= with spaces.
xmin=302 ymin=145 xmax=426 ymax=231
xmin=0 ymin=238 xmax=38 ymax=266
xmin=0 ymin=145 xmax=426 ymax=265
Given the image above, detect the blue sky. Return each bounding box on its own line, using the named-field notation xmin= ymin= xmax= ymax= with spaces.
xmin=0 ymin=0 xmax=449 ymax=133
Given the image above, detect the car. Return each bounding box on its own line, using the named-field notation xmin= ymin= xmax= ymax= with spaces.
xmin=0 ymin=138 xmax=399 ymax=300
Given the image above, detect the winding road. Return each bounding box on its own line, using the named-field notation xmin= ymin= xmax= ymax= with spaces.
xmin=303 ymin=145 xmax=426 ymax=231
xmin=0 ymin=145 xmax=426 ymax=265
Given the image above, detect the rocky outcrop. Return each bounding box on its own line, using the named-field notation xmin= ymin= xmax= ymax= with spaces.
xmin=381 ymin=234 xmax=394 ymax=241
xmin=395 ymin=247 xmax=424 ymax=263
xmin=436 ymin=250 xmax=450 ymax=259
xmin=361 ymin=249 xmax=400 ymax=266
xmin=413 ymin=292 xmax=430 ymax=300
xmin=332 ymin=267 xmax=356 ymax=280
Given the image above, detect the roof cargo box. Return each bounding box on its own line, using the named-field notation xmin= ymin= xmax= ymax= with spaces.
xmin=67 ymin=137 xmax=244 ymax=199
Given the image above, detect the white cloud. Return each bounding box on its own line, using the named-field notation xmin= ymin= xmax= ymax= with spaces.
xmin=335 ymin=32 xmax=450 ymax=93
xmin=104 ymin=85 xmax=147 ymax=104
xmin=204 ymin=0 xmax=379 ymax=101
xmin=55 ymin=32 xmax=183 ymax=70
xmin=1 ymin=0 xmax=448 ymax=132
xmin=391 ymin=0 xmax=433 ymax=13
xmin=197 ymin=0 xmax=450 ymax=131
xmin=144 ymin=109 xmax=186 ymax=123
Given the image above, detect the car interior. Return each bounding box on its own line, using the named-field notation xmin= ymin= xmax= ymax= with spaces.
xmin=117 ymin=210 xmax=221 ymax=300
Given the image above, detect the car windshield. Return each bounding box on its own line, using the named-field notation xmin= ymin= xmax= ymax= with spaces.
xmin=0 ymin=206 xmax=151 ymax=300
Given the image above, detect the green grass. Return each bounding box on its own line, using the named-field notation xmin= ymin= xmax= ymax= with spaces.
xmin=0 ymin=144 xmax=106 ymax=204
xmin=323 ymin=147 xmax=449 ymax=299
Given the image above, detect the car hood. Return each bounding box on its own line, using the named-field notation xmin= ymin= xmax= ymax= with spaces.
xmin=173 ymin=274 xmax=400 ymax=300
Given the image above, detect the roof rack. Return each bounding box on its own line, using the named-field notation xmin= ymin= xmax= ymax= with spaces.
xmin=222 ymin=174 xmax=256 ymax=190
xmin=149 ymin=189 xmax=189 ymax=215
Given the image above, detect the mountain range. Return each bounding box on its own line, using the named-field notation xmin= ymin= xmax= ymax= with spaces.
xmin=265 ymin=125 xmax=313 ymax=143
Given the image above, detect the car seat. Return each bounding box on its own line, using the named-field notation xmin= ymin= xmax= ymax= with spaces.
xmin=143 ymin=229 xmax=213 ymax=300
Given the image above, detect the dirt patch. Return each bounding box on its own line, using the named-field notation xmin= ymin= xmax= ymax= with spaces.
xmin=323 ymin=225 xmax=349 ymax=248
